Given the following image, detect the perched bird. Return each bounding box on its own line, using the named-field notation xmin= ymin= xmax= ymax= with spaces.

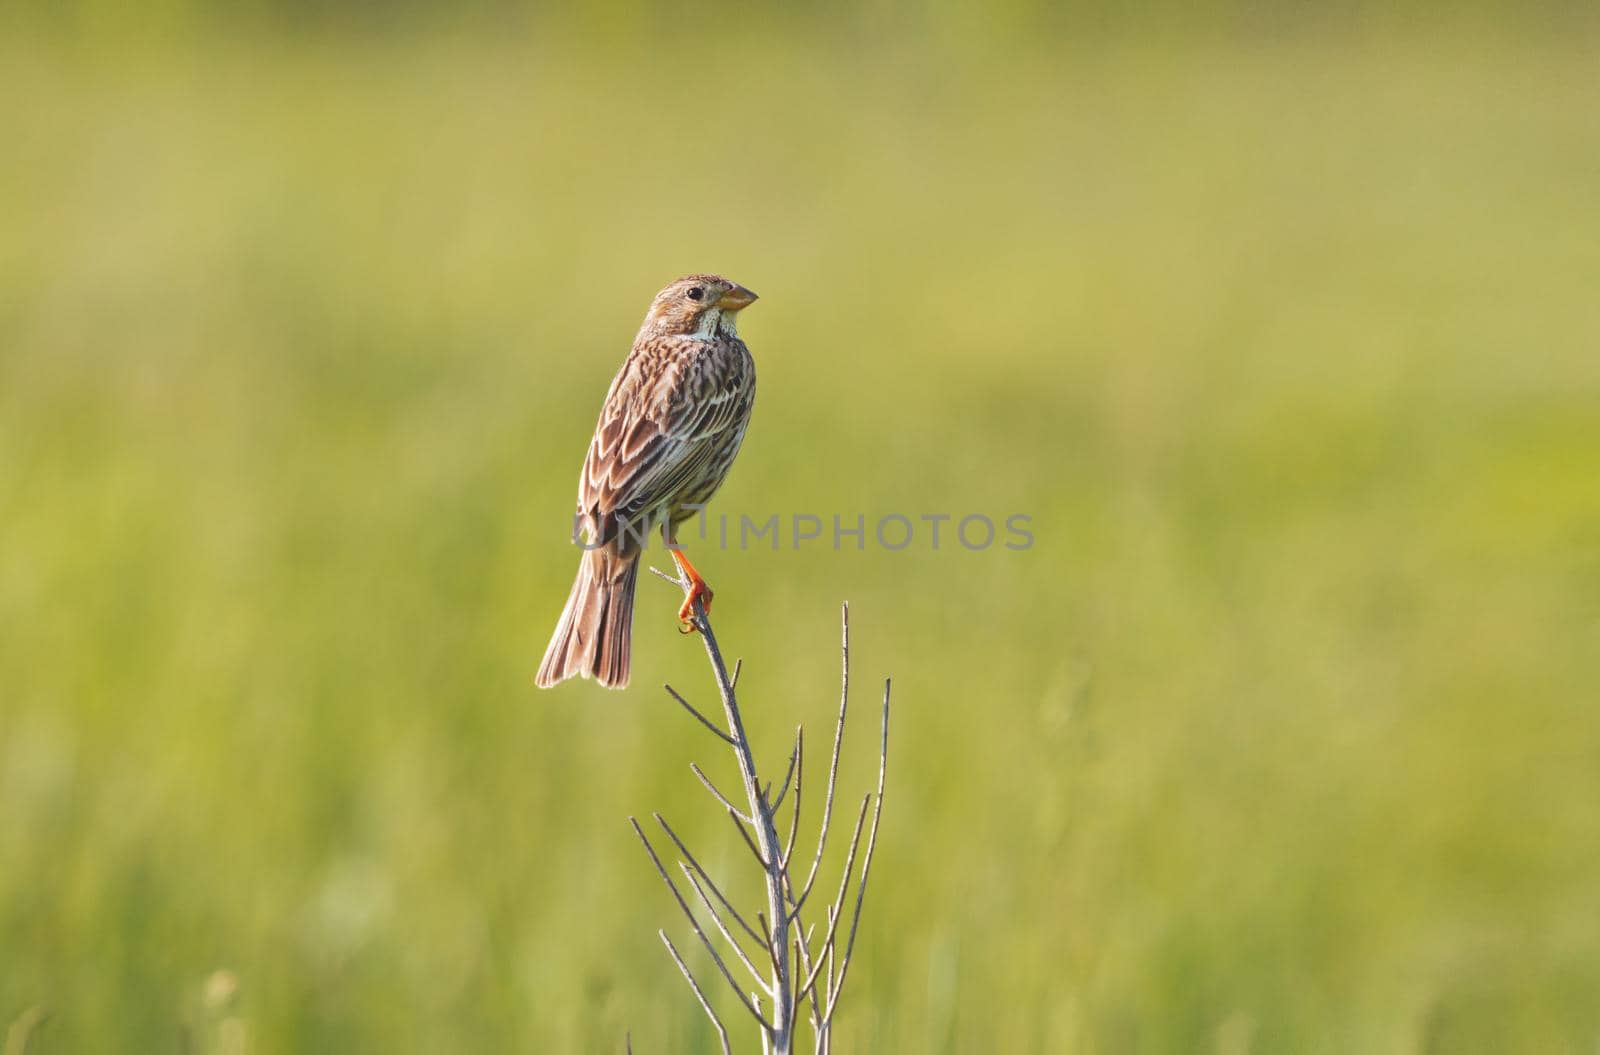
xmin=536 ymin=274 xmax=759 ymax=689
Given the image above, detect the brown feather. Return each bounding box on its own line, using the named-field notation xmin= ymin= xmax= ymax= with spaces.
xmin=538 ymin=273 xmax=757 ymax=689
xmin=536 ymin=547 xmax=639 ymax=689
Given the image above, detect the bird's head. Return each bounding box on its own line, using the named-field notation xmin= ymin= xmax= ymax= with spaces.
xmin=641 ymin=274 xmax=758 ymax=339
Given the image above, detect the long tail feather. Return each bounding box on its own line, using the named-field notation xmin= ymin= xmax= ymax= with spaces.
xmin=536 ymin=548 xmax=639 ymax=689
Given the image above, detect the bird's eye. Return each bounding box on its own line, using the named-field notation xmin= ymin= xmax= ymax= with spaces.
xmin=686 ymin=287 xmax=705 ymax=301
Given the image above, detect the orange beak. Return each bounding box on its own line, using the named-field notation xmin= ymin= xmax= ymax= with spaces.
xmin=717 ymin=284 xmax=758 ymax=311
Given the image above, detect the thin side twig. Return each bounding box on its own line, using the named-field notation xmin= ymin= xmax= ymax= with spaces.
xmin=781 ymin=729 xmax=805 ymax=878
xmin=659 ymin=931 xmax=732 ymax=1055
xmin=795 ymin=794 xmax=871 ymax=1008
xmin=755 ymin=911 xmax=788 ymax=983
xmin=647 ymin=564 xmax=685 ymax=588
xmin=691 ymin=762 xmax=752 ymax=823
xmin=792 ymin=603 xmax=853 ymax=917
xmin=825 ymin=679 xmax=891 ymax=1015
xmin=728 ymin=807 xmax=768 ymax=868
xmin=655 ymin=815 xmax=763 ymax=944
xmin=785 ymin=884 xmax=824 ymax=1033
xmin=772 ymin=727 xmax=802 ymax=813
xmin=681 ymin=863 xmax=766 ymax=989
xmin=665 ymin=684 xmax=736 ymax=745
xmin=630 ymin=819 xmax=776 ymax=1028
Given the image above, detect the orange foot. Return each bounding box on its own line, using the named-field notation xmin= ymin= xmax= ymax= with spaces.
xmin=670 ymin=546 xmax=715 ymax=634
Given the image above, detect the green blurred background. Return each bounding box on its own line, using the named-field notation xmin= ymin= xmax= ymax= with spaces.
xmin=3 ymin=3 xmax=1599 ymax=1051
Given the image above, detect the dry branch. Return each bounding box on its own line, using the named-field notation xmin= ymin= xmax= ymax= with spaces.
xmin=632 ymin=579 xmax=891 ymax=1054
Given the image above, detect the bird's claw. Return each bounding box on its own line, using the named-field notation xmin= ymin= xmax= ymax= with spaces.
xmin=676 ymin=583 xmax=714 ymax=635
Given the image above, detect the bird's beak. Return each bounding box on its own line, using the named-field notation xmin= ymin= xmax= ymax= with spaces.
xmin=718 ymin=285 xmax=758 ymax=311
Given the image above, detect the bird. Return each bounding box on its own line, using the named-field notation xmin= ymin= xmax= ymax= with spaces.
xmin=536 ymin=274 xmax=759 ymax=689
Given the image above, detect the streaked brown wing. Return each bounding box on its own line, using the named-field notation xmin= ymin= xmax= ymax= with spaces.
xmin=579 ymin=359 xmax=748 ymax=536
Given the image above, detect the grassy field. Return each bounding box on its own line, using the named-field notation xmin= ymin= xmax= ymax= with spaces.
xmin=3 ymin=14 xmax=1599 ymax=1052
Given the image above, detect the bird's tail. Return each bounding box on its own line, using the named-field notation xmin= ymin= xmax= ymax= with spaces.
xmin=536 ymin=546 xmax=639 ymax=689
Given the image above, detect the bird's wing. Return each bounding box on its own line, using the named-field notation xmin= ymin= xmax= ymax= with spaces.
xmin=579 ymin=349 xmax=748 ymax=533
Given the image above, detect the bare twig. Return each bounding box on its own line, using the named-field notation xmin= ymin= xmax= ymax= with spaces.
xmin=665 ymin=684 xmax=736 ymax=745
xmin=682 ymin=863 xmax=766 ymax=988
xmin=825 ymin=680 xmax=891 ymax=1017
xmin=785 ymin=888 xmax=824 ymax=1036
xmin=823 ymin=943 xmax=836 ymax=1055
xmin=772 ymin=727 xmax=802 ymax=813
xmin=660 ymin=931 xmax=733 ymax=1055
xmin=647 ymin=564 xmax=685 ymax=588
xmin=638 ymin=590 xmax=891 ymax=1055
xmin=791 ymin=604 xmax=853 ymax=918
xmin=794 ymin=794 xmax=871 ymax=1008
xmin=655 ymin=815 xmax=763 ymax=944
xmin=691 ymin=762 xmax=752 ymax=823
xmin=630 ymin=818 xmax=775 ymax=1028
xmin=729 ymin=807 xmax=769 ymax=868
xmin=755 ymin=911 xmax=788 ymax=983
xmin=782 ymin=729 xmax=805 ymax=878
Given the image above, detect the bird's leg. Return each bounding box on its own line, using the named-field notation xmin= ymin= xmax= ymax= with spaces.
xmin=667 ymin=543 xmax=714 ymax=633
